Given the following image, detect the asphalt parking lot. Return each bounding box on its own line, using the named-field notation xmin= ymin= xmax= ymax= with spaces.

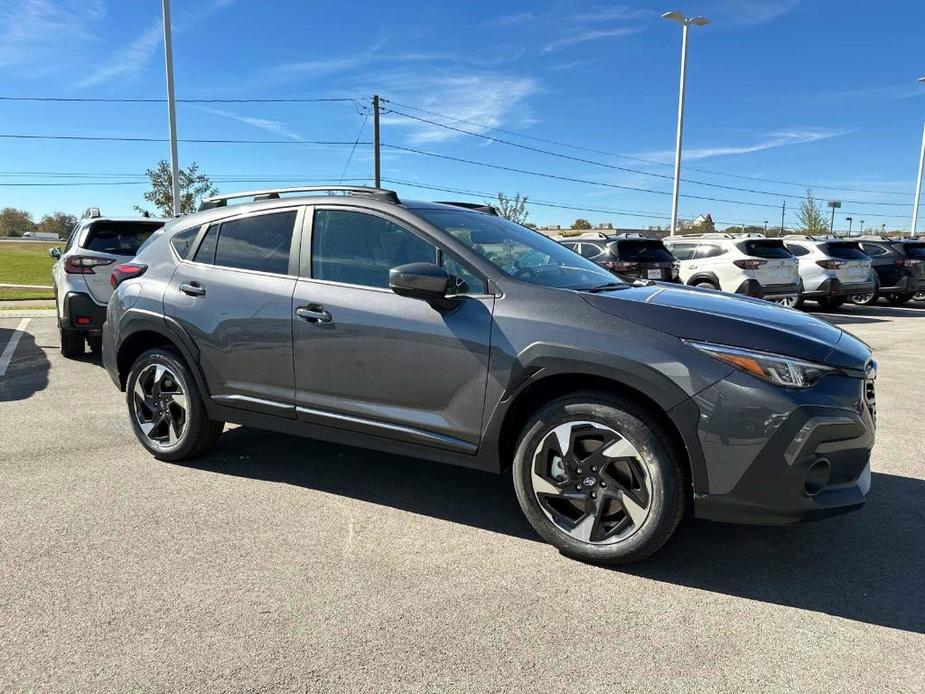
xmin=1 ymin=308 xmax=923 ymax=693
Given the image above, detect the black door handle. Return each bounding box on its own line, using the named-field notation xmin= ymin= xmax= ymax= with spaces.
xmin=179 ymin=282 xmax=206 ymax=297
xmin=296 ymin=305 xmax=332 ymax=323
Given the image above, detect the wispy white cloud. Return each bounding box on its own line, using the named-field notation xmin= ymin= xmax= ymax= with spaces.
xmin=486 ymin=12 xmax=537 ymax=27
xmin=195 ymin=106 xmax=302 ymax=140
xmin=76 ymin=19 xmax=162 ymax=89
xmin=542 ymin=27 xmax=641 ymax=54
xmin=375 ymin=71 xmax=541 ymax=145
xmin=714 ymin=0 xmax=801 ymax=26
xmin=0 ymin=0 xmax=104 ymax=69
xmin=640 ymin=128 xmax=851 ymax=162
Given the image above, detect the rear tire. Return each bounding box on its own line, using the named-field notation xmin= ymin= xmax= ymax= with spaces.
xmin=851 ymin=280 xmax=879 ymax=306
xmin=816 ymin=297 xmax=846 ymax=310
xmin=60 ymin=328 xmax=84 ymax=358
xmin=512 ymin=392 xmax=685 ymax=565
xmin=885 ymin=293 xmax=913 ymax=305
xmin=126 ymin=348 xmax=224 ymax=462
xmin=693 ymin=280 xmax=718 ymax=291
xmin=913 ymin=291 xmax=925 ymax=302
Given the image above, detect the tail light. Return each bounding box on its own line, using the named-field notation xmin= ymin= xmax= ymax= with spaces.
xmin=110 ymin=263 xmax=148 ymax=288
xmin=816 ymin=259 xmax=846 ymax=270
xmin=64 ymin=255 xmax=114 ymax=274
xmin=895 ymin=259 xmax=922 ymax=267
xmin=733 ymin=259 xmax=767 ymax=270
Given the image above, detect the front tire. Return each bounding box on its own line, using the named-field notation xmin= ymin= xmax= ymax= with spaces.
xmin=126 ymin=348 xmax=224 ymax=461
xmin=816 ymin=297 xmax=846 ymax=310
xmin=512 ymin=393 xmax=685 ymax=565
xmin=885 ymin=293 xmax=913 ymax=305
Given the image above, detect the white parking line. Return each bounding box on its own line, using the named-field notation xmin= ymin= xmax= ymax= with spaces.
xmin=0 ymin=317 xmax=31 ymax=376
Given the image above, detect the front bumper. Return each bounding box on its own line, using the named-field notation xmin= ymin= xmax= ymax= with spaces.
xmin=691 ymin=368 xmax=875 ymax=525
xmin=59 ymin=292 xmax=107 ymax=333
xmin=802 ymin=278 xmax=875 ymax=299
xmin=734 ymin=280 xmax=801 ymax=300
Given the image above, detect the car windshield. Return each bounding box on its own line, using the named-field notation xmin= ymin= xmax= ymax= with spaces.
xmin=83 ymin=220 xmax=165 ymax=255
xmin=415 ymin=208 xmax=621 ymax=289
xmin=739 ymin=239 xmax=793 ymax=259
xmin=612 ymin=240 xmax=674 ymax=262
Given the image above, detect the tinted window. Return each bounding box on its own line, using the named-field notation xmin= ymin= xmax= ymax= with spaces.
xmin=414 ymin=209 xmax=618 ymax=290
xmin=82 ymin=220 xmax=164 ymax=255
xmin=194 ymin=225 xmax=218 ymax=263
xmin=824 ymin=242 xmax=868 ymax=260
xmin=170 ymin=228 xmax=200 ymax=259
xmin=212 ymin=211 xmax=295 ymax=274
xmin=577 ymin=243 xmax=603 ymax=259
xmin=739 ymin=240 xmax=792 ymax=259
xmin=694 ymin=244 xmax=725 ymax=260
xmin=666 ymin=243 xmax=697 ymax=260
xmin=612 ymin=240 xmax=674 ymax=262
xmin=861 ymin=243 xmax=887 ymax=257
xmin=785 ymin=244 xmax=811 ymax=257
xmin=903 ymin=243 xmax=925 ymax=258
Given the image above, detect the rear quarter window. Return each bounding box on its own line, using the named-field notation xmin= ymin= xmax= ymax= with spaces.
xmin=739 ymin=240 xmax=792 ymax=259
xmin=82 ymin=221 xmax=165 ymax=256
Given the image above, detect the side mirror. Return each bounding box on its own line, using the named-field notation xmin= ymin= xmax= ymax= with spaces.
xmin=389 ymin=262 xmax=457 ymax=310
xmin=48 ymin=248 xmax=61 ymax=259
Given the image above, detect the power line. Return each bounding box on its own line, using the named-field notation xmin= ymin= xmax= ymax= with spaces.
xmin=382 ymin=97 xmax=911 ymax=197
xmin=382 ymin=105 xmax=910 ymax=208
xmin=339 ymin=111 xmax=370 ymax=183
xmin=0 ymin=133 xmax=367 ymax=145
xmin=0 ymin=95 xmax=361 ymax=104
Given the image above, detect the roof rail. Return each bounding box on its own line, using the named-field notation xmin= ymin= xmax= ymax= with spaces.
xmin=856 ymin=234 xmax=890 ymax=241
xmin=783 ymin=234 xmax=813 ymax=240
xmin=612 ymin=232 xmax=649 ymax=239
xmin=434 ymin=201 xmax=499 ymax=216
xmin=198 ymin=185 xmax=400 ymax=211
xmin=82 ymin=207 xmax=101 ymax=219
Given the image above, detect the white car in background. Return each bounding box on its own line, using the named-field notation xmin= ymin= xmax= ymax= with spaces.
xmin=663 ymin=233 xmax=801 ymax=306
xmin=782 ymin=235 xmax=875 ymax=310
xmin=49 ymin=208 xmax=165 ymax=358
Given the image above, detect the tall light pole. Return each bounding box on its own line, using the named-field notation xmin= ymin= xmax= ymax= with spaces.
xmin=859 ymin=220 xmax=864 ymax=236
xmin=662 ymin=11 xmax=710 ymax=237
xmin=911 ymin=77 xmax=925 ymax=237
xmin=162 ymin=0 xmax=181 ymax=217
xmin=846 ymin=217 xmax=853 ymax=236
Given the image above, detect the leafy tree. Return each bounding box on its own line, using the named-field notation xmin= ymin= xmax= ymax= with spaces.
xmin=797 ymin=189 xmax=829 ymax=235
xmin=572 ymin=218 xmax=592 ymax=230
xmin=494 ymin=192 xmax=529 ymax=225
xmin=37 ymin=212 xmax=77 ymax=239
xmin=135 ymin=160 xmax=218 ymax=217
xmin=0 ymin=207 xmax=35 ymax=237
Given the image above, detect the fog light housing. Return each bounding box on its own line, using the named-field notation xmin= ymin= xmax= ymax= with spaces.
xmin=804 ymin=459 xmax=831 ymax=496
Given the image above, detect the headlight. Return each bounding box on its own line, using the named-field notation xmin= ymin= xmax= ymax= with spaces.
xmin=687 ymin=341 xmax=835 ymax=388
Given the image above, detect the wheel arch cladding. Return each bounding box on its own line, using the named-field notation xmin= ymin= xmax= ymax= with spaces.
xmin=495 ymin=373 xmax=697 ymax=499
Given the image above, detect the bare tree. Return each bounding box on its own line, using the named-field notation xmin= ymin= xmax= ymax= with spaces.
xmin=493 ymin=192 xmax=529 ymax=224
xmin=135 ymin=161 xmax=219 ymax=217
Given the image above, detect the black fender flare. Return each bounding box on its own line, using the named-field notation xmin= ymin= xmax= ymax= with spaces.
xmin=686 ymin=272 xmax=721 ymax=289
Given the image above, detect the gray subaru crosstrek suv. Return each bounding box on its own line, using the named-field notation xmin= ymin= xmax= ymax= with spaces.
xmin=103 ymin=186 xmax=877 ymax=564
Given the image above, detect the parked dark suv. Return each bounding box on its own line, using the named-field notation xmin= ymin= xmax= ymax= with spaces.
xmin=850 ymin=236 xmax=925 ymax=305
xmin=103 ymin=186 xmax=876 ymax=564
xmin=557 ymin=233 xmax=680 ymax=283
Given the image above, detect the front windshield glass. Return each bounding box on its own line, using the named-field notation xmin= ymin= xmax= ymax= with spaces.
xmin=415 ymin=208 xmax=621 ymax=289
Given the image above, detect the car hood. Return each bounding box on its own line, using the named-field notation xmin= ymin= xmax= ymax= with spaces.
xmin=582 ymin=283 xmax=870 ymax=370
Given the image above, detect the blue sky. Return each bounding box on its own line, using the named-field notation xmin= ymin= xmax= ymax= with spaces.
xmin=1 ymin=0 xmax=923 ymax=231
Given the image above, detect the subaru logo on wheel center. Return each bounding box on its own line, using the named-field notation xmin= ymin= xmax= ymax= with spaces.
xmin=582 ymin=476 xmax=597 ymax=488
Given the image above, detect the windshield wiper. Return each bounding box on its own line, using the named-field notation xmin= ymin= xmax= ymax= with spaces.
xmin=581 ymin=282 xmax=628 ymax=293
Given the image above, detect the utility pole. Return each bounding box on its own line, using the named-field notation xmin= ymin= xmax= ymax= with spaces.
xmin=780 ymin=200 xmax=786 ymax=237
xmin=913 ymin=120 xmax=925 ymax=236
xmin=161 ymin=0 xmax=181 ymax=217
xmin=859 ymin=220 xmax=864 ymax=236
xmin=372 ymin=95 xmax=381 ymax=188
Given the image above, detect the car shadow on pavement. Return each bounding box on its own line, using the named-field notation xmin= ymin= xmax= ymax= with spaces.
xmin=625 ymin=471 xmax=924 ymax=634
xmin=806 ymin=303 xmax=925 ymax=325
xmin=186 ymin=428 xmax=921 ymax=633
xmin=0 ymin=326 xmax=50 ymax=402
xmin=185 ymin=426 xmax=538 ymax=541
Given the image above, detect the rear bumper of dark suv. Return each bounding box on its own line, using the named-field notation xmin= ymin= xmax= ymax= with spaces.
xmin=689 ymin=369 xmax=875 ymax=525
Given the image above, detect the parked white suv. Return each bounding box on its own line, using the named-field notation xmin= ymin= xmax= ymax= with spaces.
xmin=663 ymin=233 xmax=800 ymax=306
xmin=782 ymin=235 xmax=874 ymax=310
xmin=49 ymin=208 xmax=165 ymax=357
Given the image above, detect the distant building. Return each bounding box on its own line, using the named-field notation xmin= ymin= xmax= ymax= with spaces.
xmin=537 ymin=226 xmax=670 ymax=239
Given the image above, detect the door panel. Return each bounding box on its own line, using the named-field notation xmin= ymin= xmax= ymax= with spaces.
xmin=292 ymin=281 xmax=493 ymax=449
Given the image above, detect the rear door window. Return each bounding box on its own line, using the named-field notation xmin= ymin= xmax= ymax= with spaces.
xmin=212 ymin=211 xmax=297 ymax=274
xmin=613 ymin=240 xmax=674 ymax=262
xmin=666 ymin=243 xmax=696 ymax=260
xmin=82 ymin=220 xmax=165 ymax=255
xmin=785 ymin=244 xmax=810 ymax=257
xmin=694 ymin=244 xmax=725 ymax=259
xmin=739 ymin=240 xmax=792 ymax=259
xmin=824 ymin=243 xmax=868 ymax=260
xmin=577 ymin=243 xmax=603 ymax=259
